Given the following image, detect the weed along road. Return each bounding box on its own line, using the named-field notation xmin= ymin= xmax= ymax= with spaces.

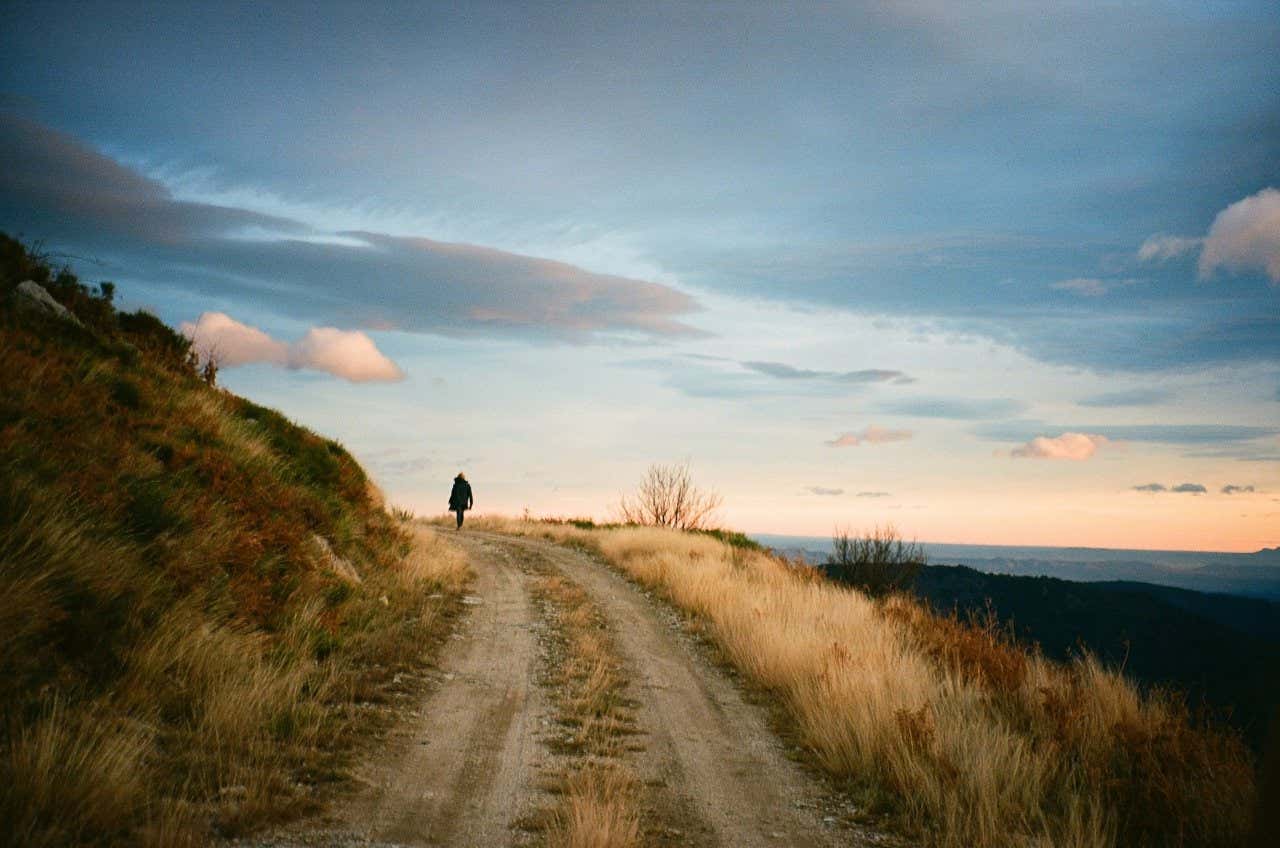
xmin=236 ymin=529 xmax=894 ymax=848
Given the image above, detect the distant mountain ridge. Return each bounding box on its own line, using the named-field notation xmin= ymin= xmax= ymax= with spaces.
xmin=754 ymin=534 xmax=1280 ymax=600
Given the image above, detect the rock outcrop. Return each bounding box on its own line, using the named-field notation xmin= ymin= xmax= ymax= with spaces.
xmin=13 ymin=280 xmax=83 ymax=326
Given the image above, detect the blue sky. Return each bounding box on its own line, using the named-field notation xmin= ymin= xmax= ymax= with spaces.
xmin=2 ymin=2 xmax=1277 ymax=549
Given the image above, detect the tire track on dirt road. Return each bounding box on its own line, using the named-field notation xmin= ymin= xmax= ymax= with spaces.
xmin=473 ymin=531 xmax=890 ymax=848
xmin=235 ymin=535 xmax=554 ymax=848
xmin=234 ymin=529 xmax=895 ymax=848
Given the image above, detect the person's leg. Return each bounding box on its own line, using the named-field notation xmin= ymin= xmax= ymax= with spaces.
xmin=455 ymin=509 xmax=464 ymax=529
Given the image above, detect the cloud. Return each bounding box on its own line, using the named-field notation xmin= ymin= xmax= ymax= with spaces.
xmin=1133 ymin=482 xmax=1209 ymax=494
xmin=880 ymin=396 xmax=1026 ymax=420
xmin=826 ymin=426 xmax=913 ymax=447
xmin=978 ymin=421 xmax=1279 ymax=445
xmin=1199 ymin=187 xmax=1280 ymax=283
xmin=1051 ymin=277 xmax=1141 ymax=297
xmin=181 ymin=312 xmax=404 ymax=382
xmin=289 ymin=326 xmax=405 ymax=382
xmin=1010 ymin=432 xmax=1109 ymax=460
xmin=1137 ymin=235 xmax=1202 ymax=262
xmin=741 ymin=361 xmax=909 ymax=384
xmin=856 ymin=491 xmax=891 ymax=498
xmin=179 ymin=311 xmax=288 ymax=367
xmin=805 ymin=486 xmax=844 ymax=496
xmin=1077 ymin=388 xmax=1173 ymax=408
xmin=0 ymin=114 xmax=702 ymax=342
xmin=1221 ymin=484 xmax=1255 ymax=495
xmin=1051 ymin=278 xmax=1108 ymax=297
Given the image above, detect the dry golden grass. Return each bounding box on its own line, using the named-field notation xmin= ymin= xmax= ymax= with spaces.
xmin=1 ymin=460 xmax=468 ymax=845
xmin=463 ymin=516 xmax=1254 ymax=848
xmin=528 ymin=560 xmax=642 ymax=848
xmin=548 ymin=765 xmax=642 ymax=848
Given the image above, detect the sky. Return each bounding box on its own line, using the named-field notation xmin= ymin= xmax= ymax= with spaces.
xmin=2 ymin=1 xmax=1278 ymax=551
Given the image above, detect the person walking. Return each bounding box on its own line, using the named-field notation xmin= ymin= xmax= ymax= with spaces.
xmin=448 ymin=472 xmax=473 ymax=530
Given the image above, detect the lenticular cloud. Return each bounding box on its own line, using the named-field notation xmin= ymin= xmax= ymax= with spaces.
xmin=180 ymin=312 xmax=404 ymax=383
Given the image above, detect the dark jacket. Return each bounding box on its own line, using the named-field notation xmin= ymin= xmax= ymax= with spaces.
xmin=448 ymin=476 xmax=473 ymax=511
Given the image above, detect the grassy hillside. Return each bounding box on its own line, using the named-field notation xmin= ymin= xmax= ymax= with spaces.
xmin=0 ymin=235 xmax=468 ymax=846
xmin=463 ymin=515 xmax=1256 ymax=848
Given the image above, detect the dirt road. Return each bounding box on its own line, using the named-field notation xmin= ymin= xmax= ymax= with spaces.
xmin=241 ymin=530 xmax=892 ymax=847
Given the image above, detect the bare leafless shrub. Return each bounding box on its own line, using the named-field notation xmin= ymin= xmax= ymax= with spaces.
xmin=616 ymin=462 xmax=722 ymax=531
xmin=826 ymin=524 xmax=925 ymax=596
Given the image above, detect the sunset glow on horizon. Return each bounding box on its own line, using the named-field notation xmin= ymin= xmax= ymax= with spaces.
xmin=2 ymin=2 xmax=1277 ymax=552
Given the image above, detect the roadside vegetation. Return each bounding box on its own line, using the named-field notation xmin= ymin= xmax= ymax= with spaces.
xmin=460 ymin=514 xmax=1255 ymax=848
xmin=0 ymin=235 xmax=469 ymax=846
xmin=826 ymin=524 xmax=926 ymax=596
xmin=525 ymin=557 xmax=642 ymax=848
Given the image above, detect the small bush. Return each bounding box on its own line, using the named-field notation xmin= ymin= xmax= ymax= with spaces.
xmin=825 ymin=524 xmax=925 ymax=596
xmin=616 ymin=462 xmax=722 ymax=531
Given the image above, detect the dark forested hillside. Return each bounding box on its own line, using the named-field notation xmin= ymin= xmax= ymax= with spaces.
xmin=911 ymin=564 xmax=1280 ymax=748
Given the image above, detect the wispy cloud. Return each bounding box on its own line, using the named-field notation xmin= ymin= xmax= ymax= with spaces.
xmin=1052 ymin=277 xmax=1141 ymax=297
xmin=1199 ymin=187 xmax=1280 ymax=284
xmin=978 ymin=421 xmax=1279 ymax=445
xmin=181 ymin=312 xmax=404 ymax=382
xmin=1132 ymin=482 xmax=1208 ymax=494
xmin=880 ymin=396 xmax=1025 ymax=420
xmin=1011 ymin=432 xmax=1109 ymax=460
xmin=1137 ymin=234 xmax=1201 ymax=262
xmin=741 ymin=361 xmax=911 ymax=384
xmin=826 ymin=426 xmax=913 ymax=447
xmin=805 ymin=486 xmax=844 ymax=496
xmin=856 ymin=491 xmax=891 ymax=498
xmin=1221 ymin=484 xmax=1256 ymax=495
xmin=1077 ymin=388 xmax=1173 ymax=408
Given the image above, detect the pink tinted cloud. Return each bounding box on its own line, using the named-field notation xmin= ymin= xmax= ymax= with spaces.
xmin=181 ymin=312 xmax=404 ymax=383
xmin=179 ymin=312 xmax=287 ymax=366
xmin=1198 ymin=187 xmax=1280 ymax=283
xmin=1011 ymin=432 xmax=1109 ymax=460
xmin=826 ymin=425 xmax=913 ymax=447
xmin=288 ymin=326 xmax=404 ymax=382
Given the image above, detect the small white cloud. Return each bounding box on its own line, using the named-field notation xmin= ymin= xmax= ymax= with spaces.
xmin=805 ymin=486 xmax=844 ymax=496
xmin=826 ymin=425 xmax=913 ymax=447
xmin=181 ymin=312 xmax=404 ymax=383
xmin=1198 ymin=187 xmax=1280 ymax=283
xmin=1011 ymin=432 xmax=1109 ymax=460
xmin=1137 ymin=234 xmax=1202 ymax=262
